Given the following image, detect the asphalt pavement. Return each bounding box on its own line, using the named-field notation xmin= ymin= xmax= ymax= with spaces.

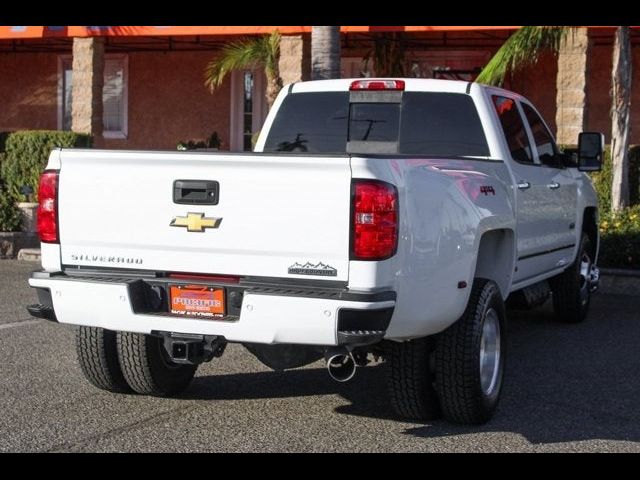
xmin=1 ymin=259 xmax=639 ymax=452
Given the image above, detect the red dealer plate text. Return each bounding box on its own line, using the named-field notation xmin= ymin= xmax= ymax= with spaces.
xmin=169 ymin=285 xmax=225 ymax=318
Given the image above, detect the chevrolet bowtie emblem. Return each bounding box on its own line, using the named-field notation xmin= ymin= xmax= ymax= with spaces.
xmin=170 ymin=213 xmax=222 ymax=232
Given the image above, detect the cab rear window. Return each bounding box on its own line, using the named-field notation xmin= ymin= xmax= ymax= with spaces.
xmin=263 ymin=92 xmax=349 ymax=153
xmin=263 ymin=91 xmax=489 ymax=157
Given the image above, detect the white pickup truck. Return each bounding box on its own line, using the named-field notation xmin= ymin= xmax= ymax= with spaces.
xmin=27 ymin=78 xmax=604 ymax=425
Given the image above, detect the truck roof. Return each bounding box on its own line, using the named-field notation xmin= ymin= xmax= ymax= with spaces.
xmin=289 ymin=78 xmax=525 ymax=101
xmin=291 ymin=78 xmax=471 ymax=94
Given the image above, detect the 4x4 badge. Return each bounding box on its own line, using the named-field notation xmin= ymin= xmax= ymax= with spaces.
xmin=170 ymin=213 xmax=222 ymax=232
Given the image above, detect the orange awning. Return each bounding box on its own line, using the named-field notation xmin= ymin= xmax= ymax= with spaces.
xmin=1 ymin=26 xmax=625 ymax=40
xmin=0 ymin=25 xmax=525 ymax=40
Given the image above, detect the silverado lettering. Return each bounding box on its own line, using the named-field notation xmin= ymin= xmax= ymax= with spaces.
xmin=70 ymin=254 xmax=143 ymax=265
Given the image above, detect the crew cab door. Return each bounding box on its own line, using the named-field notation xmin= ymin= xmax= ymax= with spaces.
xmin=491 ymin=95 xmax=568 ymax=283
xmin=520 ymin=101 xmax=578 ymax=253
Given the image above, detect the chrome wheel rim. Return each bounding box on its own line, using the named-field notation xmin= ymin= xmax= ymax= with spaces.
xmin=579 ymin=253 xmax=592 ymax=306
xmin=480 ymin=308 xmax=501 ymax=396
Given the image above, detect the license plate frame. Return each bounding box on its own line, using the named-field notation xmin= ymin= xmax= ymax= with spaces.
xmin=169 ymin=284 xmax=226 ymax=318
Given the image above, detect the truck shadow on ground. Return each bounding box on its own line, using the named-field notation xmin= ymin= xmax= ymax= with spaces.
xmin=187 ymin=294 xmax=640 ymax=446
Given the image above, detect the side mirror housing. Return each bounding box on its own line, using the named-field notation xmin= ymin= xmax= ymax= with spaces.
xmin=578 ymin=132 xmax=604 ymax=172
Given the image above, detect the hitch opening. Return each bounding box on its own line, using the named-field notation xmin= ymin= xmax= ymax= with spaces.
xmin=156 ymin=332 xmax=227 ymax=366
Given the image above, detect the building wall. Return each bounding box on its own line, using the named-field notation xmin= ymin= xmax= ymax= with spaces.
xmin=508 ymin=51 xmax=559 ymax=137
xmin=0 ymin=52 xmax=58 ymax=131
xmin=508 ymin=37 xmax=639 ymax=146
xmin=0 ymin=50 xmax=232 ymax=151
xmin=2 ymin=37 xmax=640 ymax=150
xmin=101 ymin=50 xmax=231 ymax=150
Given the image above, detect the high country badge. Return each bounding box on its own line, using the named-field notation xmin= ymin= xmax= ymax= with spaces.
xmin=288 ymin=262 xmax=338 ymax=277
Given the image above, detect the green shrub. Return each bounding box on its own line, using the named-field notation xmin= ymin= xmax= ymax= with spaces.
xmin=177 ymin=131 xmax=222 ymax=151
xmin=0 ymin=188 xmax=22 ymax=232
xmin=0 ymin=130 xmax=92 ymax=200
xmin=598 ymin=205 xmax=640 ymax=269
xmin=560 ymin=144 xmax=640 ymax=212
xmin=588 ymin=145 xmax=640 ymax=213
xmin=0 ymin=131 xmax=11 ymax=152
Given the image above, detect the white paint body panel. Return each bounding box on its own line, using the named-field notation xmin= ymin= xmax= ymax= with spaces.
xmin=57 ymin=151 xmax=352 ymax=282
xmin=29 ymin=277 xmax=393 ymax=345
xmin=35 ymin=79 xmax=599 ymax=344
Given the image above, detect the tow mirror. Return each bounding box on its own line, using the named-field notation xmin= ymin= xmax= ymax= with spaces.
xmin=578 ymin=132 xmax=604 ymax=172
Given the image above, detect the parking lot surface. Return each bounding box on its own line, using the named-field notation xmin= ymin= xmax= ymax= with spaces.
xmin=1 ymin=260 xmax=639 ymax=452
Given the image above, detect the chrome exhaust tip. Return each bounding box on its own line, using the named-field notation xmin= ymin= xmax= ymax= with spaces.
xmin=325 ymin=349 xmax=357 ymax=383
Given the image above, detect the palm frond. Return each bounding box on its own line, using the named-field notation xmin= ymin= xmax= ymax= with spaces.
xmin=263 ymin=30 xmax=281 ymax=81
xmin=476 ymin=26 xmax=570 ymax=86
xmin=204 ymin=30 xmax=281 ymax=91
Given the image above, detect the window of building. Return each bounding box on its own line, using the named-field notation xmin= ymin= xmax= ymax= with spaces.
xmin=58 ymin=55 xmax=128 ymax=138
xmin=492 ymin=96 xmax=533 ymax=164
xmin=242 ymin=71 xmax=254 ymax=151
xmin=230 ymin=68 xmax=267 ymax=152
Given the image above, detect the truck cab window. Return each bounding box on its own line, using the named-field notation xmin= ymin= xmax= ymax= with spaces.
xmin=263 ymin=92 xmax=349 ymax=153
xmin=492 ymin=96 xmax=534 ymax=164
xmin=399 ymin=92 xmax=489 ymax=156
xmin=521 ymin=103 xmax=560 ymax=167
xmin=349 ymin=103 xmax=400 ymax=142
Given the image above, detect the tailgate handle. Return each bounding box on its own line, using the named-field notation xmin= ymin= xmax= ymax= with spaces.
xmin=173 ymin=180 xmax=219 ymax=205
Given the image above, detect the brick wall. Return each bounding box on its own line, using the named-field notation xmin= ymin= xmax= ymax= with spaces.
xmin=100 ymin=50 xmax=231 ymax=150
xmin=1 ymin=37 xmax=639 ymax=149
xmin=0 ymin=50 xmax=232 ymax=151
xmin=0 ymin=53 xmax=58 ymax=131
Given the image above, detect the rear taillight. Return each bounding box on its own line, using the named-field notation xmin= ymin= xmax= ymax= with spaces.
xmin=350 ymin=79 xmax=405 ymax=91
xmin=351 ymin=180 xmax=398 ymax=260
xmin=37 ymin=171 xmax=59 ymax=243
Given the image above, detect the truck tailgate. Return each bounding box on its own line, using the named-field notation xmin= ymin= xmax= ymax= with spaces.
xmin=57 ymin=150 xmax=352 ymax=282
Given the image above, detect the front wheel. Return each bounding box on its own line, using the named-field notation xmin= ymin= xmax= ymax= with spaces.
xmin=434 ymin=278 xmax=506 ymax=425
xmin=550 ymin=233 xmax=595 ymax=323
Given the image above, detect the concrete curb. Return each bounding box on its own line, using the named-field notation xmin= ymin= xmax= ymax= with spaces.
xmin=600 ymin=268 xmax=640 ymax=278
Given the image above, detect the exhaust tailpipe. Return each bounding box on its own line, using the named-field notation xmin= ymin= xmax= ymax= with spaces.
xmin=325 ymin=348 xmax=357 ymax=383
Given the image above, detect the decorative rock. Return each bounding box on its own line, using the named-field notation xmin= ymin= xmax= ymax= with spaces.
xmin=17 ymin=248 xmax=41 ymax=261
xmin=0 ymin=232 xmax=39 ymax=259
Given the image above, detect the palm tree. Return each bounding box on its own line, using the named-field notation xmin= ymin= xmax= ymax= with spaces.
xmin=311 ymin=26 xmax=341 ymax=80
xmin=476 ymin=26 xmax=633 ymax=212
xmin=475 ymin=26 xmax=568 ymax=87
xmin=204 ymin=30 xmax=283 ymax=110
xmin=611 ymin=26 xmax=632 ymax=212
xmin=363 ymin=32 xmax=406 ymax=77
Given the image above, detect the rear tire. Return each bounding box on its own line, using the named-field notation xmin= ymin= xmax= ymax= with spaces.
xmin=385 ymin=338 xmax=440 ymax=421
xmin=117 ymin=332 xmax=197 ymax=396
xmin=434 ymin=278 xmax=506 ymax=425
xmin=76 ymin=326 xmax=131 ymax=393
xmin=550 ymin=233 xmax=593 ymax=323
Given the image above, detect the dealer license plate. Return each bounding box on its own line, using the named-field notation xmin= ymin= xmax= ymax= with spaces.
xmin=169 ymin=285 xmax=225 ymax=318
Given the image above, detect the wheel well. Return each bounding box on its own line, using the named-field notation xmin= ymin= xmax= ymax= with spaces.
xmin=473 ymin=229 xmax=515 ymax=299
xmin=582 ymin=207 xmax=598 ymax=260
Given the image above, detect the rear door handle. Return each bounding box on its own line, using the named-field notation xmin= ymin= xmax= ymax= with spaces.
xmin=173 ymin=180 xmax=219 ymax=205
xmin=547 ymin=182 xmax=560 ymax=190
xmin=517 ymin=181 xmax=531 ymax=190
